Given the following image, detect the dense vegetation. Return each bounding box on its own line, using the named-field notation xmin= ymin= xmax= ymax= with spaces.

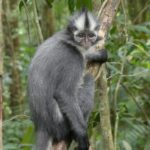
xmin=2 ymin=0 xmax=150 ymax=150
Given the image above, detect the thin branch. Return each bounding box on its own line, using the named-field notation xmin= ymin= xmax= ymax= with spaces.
xmin=3 ymin=114 xmax=29 ymax=126
xmin=113 ymin=54 xmax=125 ymax=150
xmin=21 ymin=0 xmax=40 ymax=43
xmin=133 ymin=1 xmax=150 ymax=23
xmin=121 ymin=70 xmax=150 ymax=77
xmin=32 ymin=0 xmax=43 ymax=43
xmin=113 ymin=60 xmax=125 ymax=150
xmin=97 ymin=0 xmax=108 ymax=18
xmin=113 ymin=1 xmax=129 ymax=147
xmin=128 ymin=42 xmax=150 ymax=57
xmin=121 ymin=83 xmax=149 ymax=125
xmin=21 ymin=0 xmax=31 ymax=41
xmin=113 ymin=55 xmax=125 ymax=111
xmin=114 ymin=111 xmax=119 ymax=150
xmin=121 ymin=0 xmax=129 ymax=42
xmin=0 ymin=0 xmax=3 ymax=149
xmin=107 ymin=70 xmax=150 ymax=80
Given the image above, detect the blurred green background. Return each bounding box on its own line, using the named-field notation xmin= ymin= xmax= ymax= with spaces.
xmin=2 ymin=0 xmax=150 ymax=150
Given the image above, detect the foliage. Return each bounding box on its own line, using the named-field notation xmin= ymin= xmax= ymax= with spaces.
xmin=3 ymin=118 xmax=34 ymax=150
xmin=68 ymin=0 xmax=93 ymax=12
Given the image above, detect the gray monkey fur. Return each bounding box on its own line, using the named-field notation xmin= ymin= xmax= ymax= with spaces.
xmin=28 ymin=31 xmax=96 ymax=150
xmin=28 ymin=10 xmax=107 ymax=150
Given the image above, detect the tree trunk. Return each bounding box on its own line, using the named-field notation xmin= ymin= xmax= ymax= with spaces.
xmin=3 ymin=0 xmax=23 ymax=115
xmin=87 ymin=0 xmax=120 ymax=150
xmin=41 ymin=5 xmax=55 ymax=39
xmin=0 ymin=0 xmax=3 ymax=149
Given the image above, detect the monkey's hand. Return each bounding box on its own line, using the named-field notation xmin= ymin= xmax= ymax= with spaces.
xmin=74 ymin=134 xmax=90 ymax=150
xmin=85 ymin=49 xmax=108 ymax=64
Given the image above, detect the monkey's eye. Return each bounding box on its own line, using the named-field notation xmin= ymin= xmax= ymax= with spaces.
xmin=77 ymin=33 xmax=85 ymax=38
xmin=88 ymin=33 xmax=96 ymax=38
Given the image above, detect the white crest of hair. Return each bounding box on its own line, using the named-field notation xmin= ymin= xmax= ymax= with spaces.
xmin=88 ymin=12 xmax=97 ymax=30
xmin=75 ymin=13 xmax=85 ymax=30
xmin=46 ymin=138 xmax=52 ymax=150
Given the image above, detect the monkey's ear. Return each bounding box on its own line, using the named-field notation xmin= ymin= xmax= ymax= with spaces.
xmin=95 ymin=24 xmax=100 ymax=30
xmin=67 ymin=23 xmax=77 ymax=33
xmin=96 ymin=36 xmax=102 ymax=42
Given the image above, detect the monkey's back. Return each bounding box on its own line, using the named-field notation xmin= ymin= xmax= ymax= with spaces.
xmin=28 ymin=31 xmax=84 ymax=140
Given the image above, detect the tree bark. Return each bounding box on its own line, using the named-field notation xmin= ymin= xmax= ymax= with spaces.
xmin=41 ymin=5 xmax=55 ymax=39
xmin=3 ymin=0 xmax=23 ymax=115
xmin=87 ymin=0 xmax=120 ymax=150
xmin=0 ymin=0 xmax=3 ymax=149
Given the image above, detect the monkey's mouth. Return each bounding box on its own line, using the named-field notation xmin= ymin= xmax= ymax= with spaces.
xmin=80 ymin=41 xmax=92 ymax=49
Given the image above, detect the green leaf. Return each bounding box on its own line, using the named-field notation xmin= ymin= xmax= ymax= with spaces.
xmin=68 ymin=0 xmax=75 ymax=13
xmin=21 ymin=125 xmax=35 ymax=150
xmin=129 ymin=24 xmax=150 ymax=34
xmin=76 ymin=0 xmax=92 ymax=10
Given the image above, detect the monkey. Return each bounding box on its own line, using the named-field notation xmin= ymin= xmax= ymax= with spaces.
xmin=28 ymin=8 xmax=107 ymax=150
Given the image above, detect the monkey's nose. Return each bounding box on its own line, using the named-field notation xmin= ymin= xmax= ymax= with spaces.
xmin=83 ymin=41 xmax=91 ymax=49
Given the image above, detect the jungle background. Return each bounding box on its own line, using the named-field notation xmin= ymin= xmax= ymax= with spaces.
xmin=1 ymin=0 xmax=150 ymax=150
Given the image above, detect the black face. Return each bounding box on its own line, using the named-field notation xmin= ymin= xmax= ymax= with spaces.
xmin=74 ymin=30 xmax=98 ymax=49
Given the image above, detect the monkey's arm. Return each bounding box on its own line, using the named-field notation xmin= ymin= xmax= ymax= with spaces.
xmin=85 ymin=49 xmax=108 ymax=63
xmin=54 ymin=90 xmax=86 ymax=134
xmin=54 ymin=64 xmax=89 ymax=149
xmin=78 ymin=73 xmax=94 ymax=122
xmin=74 ymin=74 xmax=94 ymax=150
